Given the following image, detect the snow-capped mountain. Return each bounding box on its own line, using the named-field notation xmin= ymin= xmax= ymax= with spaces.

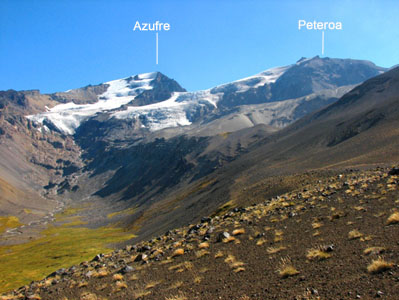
xmin=26 ymin=67 xmax=289 ymax=135
xmin=0 ymin=56 xmax=393 ymax=266
xmin=27 ymin=56 xmax=386 ymax=137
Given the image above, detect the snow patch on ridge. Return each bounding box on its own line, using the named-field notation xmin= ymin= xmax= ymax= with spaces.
xmin=210 ymin=65 xmax=291 ymax=94
xmin=112 ymin=93 xmax=193 ymax=130
xmin=26 ymin=74 xmax=157 ymax=135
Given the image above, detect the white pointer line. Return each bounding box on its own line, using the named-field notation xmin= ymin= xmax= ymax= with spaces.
xmin=322 ymin=31 xmax=324 ymax=55
xmin=156 ymin=32 xmax=159 ymax=65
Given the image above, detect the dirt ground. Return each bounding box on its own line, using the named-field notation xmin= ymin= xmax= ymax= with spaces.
xmin=3 ymin=166 xmax=399 ymax=300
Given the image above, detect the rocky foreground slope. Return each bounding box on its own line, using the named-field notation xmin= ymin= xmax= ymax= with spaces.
xmin=3 ymin=166 xmax=398 ymax=300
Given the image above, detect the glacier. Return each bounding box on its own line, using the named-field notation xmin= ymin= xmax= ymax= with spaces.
xmin=26 ymin=65 xmax=291 ymax=135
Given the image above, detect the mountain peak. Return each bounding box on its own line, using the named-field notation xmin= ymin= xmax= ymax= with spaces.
xmin=26 ymin=57 xmax=386 ymax=135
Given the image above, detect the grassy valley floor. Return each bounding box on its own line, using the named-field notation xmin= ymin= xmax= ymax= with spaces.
xmin=0 ymin=208 xmax=136 ymax=293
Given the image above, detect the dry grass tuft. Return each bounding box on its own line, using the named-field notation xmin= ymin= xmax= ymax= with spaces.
xmin=169 ymin=261 xmax=193 ymax=273
xmin=172 ymin=248 xmax=184 ymax=257
xmin=274 ymin=230 xmax=284 ymax=242
xmin=183 ymin=261 xmax=194 ymax=270
xmin=231 ymin=261 xmax=245 ymax=268
xmin=94 ymin=269 xmax=109 ymax=278
xmin=353 ymin=206 xmax=366 ymax=211
xmin=224 ymin=254 xmax=236 ymax=264
xmin=198 ymin=242 xmax=209 ymax=249
xmin=224 ymin=254 xmax=245 ymax=272
xmin=306 ymin=247 xmax=331 ymax=261
xmin=234 ymin=267 xmax=245 ymax=273
xmin=165 ymin=291 xmax=188 ymax=300
xmin=168 ymin=264 xmax=182 ymax=271
xmin=115 ymin=280 xmax=127 ymax=291
xmin=313 ymin=230 xmax=320 ymax=237
xmin=267 ymin=246 xmax=286 ymax=255
xmin=77 ymin=281 xmax=88 ymax=288
xmin=80 ymin=292 xmax=99 ymax=300
xmin=134 ymin=289 xmax=151 ymax=298
xmin=25 ymin=295 xmax=42 ymax=300
xmin=232 ymin=228 xmax=245 ymax=236
xmin=364 ymin=247 xmax=385 ymax=256
xmin=145 ymin=280 xmax=161 ymax=289
xmin=386 ymin=212 xmax=399 ymax=225
xmin=277 ymin=257 xmax=299 ymax=278
xmin=129 ymin=274 xmax=138 ymax=281
xmin=160 ymin=258 xmax=173 ymax=265
xmin=96 ymin=283 xmax=108 ymax=291
xmin=112 ymin=273 xmax=124 ymax=281
xmin=167 ymin=281 xmax=183 ymax=290
xmin=348 ymin=229 xmax=363 ymax=240
xmin=256 ymin=238 xmax=267 ymax=246
xmin=223 ymin=236 xmax=236 ymax=243
xmin=367 ymin=257 xmax=394 ymax=274
xmin=312 ymin=222 xmax=323 ymax=229
xmin=195 ymin=249 xmax=210 ymax=258
xmin=215 ymin=251 xmax=224 ymax=259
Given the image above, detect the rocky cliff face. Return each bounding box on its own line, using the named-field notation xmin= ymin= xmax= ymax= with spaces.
xmin=130 ymin=72 xmax=186 ymax=106
xmin=0 ymin=89 xmax=83 ymax=232
xmin=269 ymin=56 xmax=385 ymax=101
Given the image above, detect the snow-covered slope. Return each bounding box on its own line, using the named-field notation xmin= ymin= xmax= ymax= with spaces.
xmin=26 ymin=57 xmax=386 ymax=136
xmin=27 ymin=72 xmax=158 ymax=134
xmin=27 ymin=65 xmax=290 ymax=135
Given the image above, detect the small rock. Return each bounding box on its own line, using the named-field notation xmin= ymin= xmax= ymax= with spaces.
xmin=91 ymin=254 xmax=104 ymax=262
xmin=47 ymin=268 xmax=67 ymax=278
xmin=217 ymin=232 xmax=230 ymax=242
xmin=375 ymin=291 xmax=384 ymax=298
xmin=201 ymin=217 xmax=211 ymax=223
xmin=388 ymin=167 xmax=399 ymax=176
xmin=206 ymin=226 xmax=215 ymax=234
xmin=203 ymin=234 xmax=211 ymax=241
xmin=134 ymin=253 xmax=147 ymax=262
xmin=142 ymin=245 xmax=151 ymax=252
xmin=120 ymin=266 xmax=134 ymax=274
xmin=324 ymin=244 xmax=335 ymax=252
xmin=85 ymin=271 xmax=94 ymax=278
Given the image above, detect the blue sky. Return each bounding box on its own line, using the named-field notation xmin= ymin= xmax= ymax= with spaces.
xmin=1 ymin=0 xmax=399 ymax=93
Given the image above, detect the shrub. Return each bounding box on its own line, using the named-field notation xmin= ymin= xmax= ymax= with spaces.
xmin=367 ymin=257 xmax=393 ymax=274
xmin=306 ymin=247 xmax=331 ymax=261
xmin=387 ymin=212 xmax=399 ymax=225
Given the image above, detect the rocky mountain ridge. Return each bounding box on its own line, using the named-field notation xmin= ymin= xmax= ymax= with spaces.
xmin=27 ymin=56 xmax=385 ymax=138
